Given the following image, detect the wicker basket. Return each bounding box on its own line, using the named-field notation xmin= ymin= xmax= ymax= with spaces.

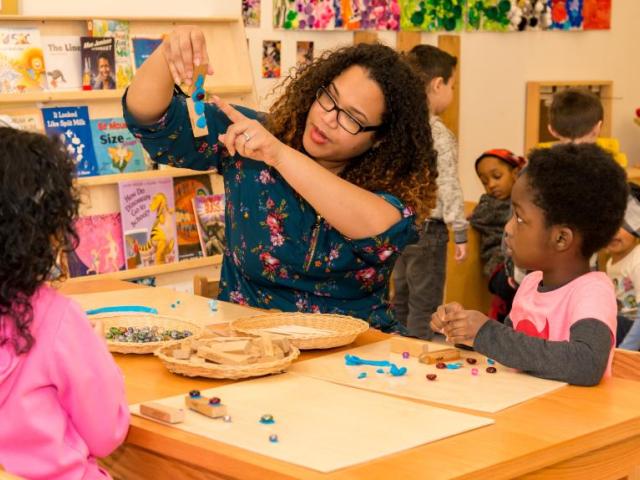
xmin=94 ymin=312 xmax=204 ymax=354
xmin=155 ymin=338 xmax=300 ymax=379
xmin=231 ymin=312 xmax=369 ymax=350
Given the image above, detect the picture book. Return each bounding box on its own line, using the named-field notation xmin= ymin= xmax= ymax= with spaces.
xmin=0 ymin=27 xmax=46 ymax=93
xmin=118 ymin=177 xmax=179 ymax=269
xmin=173 ymin=175 xmax=213 ymax=260
xmin=90 ymin=117 xmax=146 ymax=174
xmin=80 ymin=36 xmax=116 ymax=90
xmin=87 ymin=19 xmax=133 ymax=88
xmin=41 ymin=106 xmax=98 ymax=177
xmin=129 ymin=35 xmax=163 ymax=72
xmin=0 ymin=107 xmax=44 ymax=132
xmin=192 ymin=194 xmax=226 ymax=257
xmin=41 ymin=35 xmax=82 ymax=90
xmin=66 ymin=213 xmax=125 ymax=277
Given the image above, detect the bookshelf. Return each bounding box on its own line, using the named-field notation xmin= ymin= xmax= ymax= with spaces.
xmin=0 ymin=85 xmax=253 ymax=105
xmin=0 ymin=14 xmax=256 ymax=286
xmin=66 ymin=255 xmax=222 ymax=283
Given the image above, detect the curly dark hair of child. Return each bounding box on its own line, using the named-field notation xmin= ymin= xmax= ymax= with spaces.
xmin=524 ymin=143 xmax=627 ymax=258
xmin=265 ymin=42 xmax=438 ymax=223
xmin=0 ymin=127 xmax=80 ymax=354
xmin=405 ymin=44 xmax=457 ymax=85
xmin=549 ymin=88 xmax=603 ymax=140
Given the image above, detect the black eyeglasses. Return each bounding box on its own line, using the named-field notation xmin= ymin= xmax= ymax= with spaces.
xmin=315 ymin=86 xmax=382 ymax=135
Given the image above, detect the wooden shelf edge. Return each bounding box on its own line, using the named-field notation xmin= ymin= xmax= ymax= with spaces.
xmin=526 ymin=80 xmax=613 ymax=87
xmin=66 ymin=255 xmax=222 ymax=283
xmin=0 ymin=85 xmax=253 ymax=105
xmin=0 ymin=15 xmax=240 ymax=23
xmin=76 ymin=167 xmax=217 ymax=187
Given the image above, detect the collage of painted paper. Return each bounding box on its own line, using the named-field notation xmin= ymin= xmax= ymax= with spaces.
xmin=274 ymin=0 xmax=611 ymax=32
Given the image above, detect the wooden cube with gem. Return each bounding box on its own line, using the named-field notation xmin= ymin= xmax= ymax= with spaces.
xmin=185 ymin=391 xmax=227 ymax=418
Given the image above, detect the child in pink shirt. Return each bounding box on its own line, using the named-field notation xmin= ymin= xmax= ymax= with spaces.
xmin=0 ymin=127 xmax=130 ymax=479
xmin=432 ymin=143 xmax=627 ymax=385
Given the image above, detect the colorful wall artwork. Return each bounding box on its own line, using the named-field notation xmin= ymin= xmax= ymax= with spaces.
xmin=274 ymin=0 xmax=611 ymax=31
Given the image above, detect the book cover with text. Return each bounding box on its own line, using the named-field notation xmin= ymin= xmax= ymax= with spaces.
xmin=1 ymin=107 xmax=44 ymax=132
xmin=67 ymin=213 xmax=125 ymax=277
xmin=88 ymin=19 xmax=133 ymax=88
xmin=90 ymin=117 xmax=146 ymax=174
xmin=173 ymin=175 xmax=213 ymax=260
xmin=193 ymin=194 xmax=226 ymax=257
xmin=0 ymin=27 xmax=46 ymax=93
xmin=130 ymin=35 xmax=163 ymax=73
xmin=42 ymin=35 xmax=82 ymax=90
xmin=118 ymin=177 xmax=179 ymax=269
xmin=80 ymin=36 xmax=116 ymax=90
xmin=41 ymin=105 xmax=98 ymax=177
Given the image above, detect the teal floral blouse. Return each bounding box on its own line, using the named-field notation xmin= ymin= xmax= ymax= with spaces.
xmin=123 ymin=91 xmax=418 ymax=332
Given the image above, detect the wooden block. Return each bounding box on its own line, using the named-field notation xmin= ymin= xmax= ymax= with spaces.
xmin=389 ymin=337 xmax=430 ymax=357
xmin=172 ymin=347 xmax=191 ymax=360
xmin=272 ymin=337 xmax=291 ymax=355
xmin=260 ymin=336 xmax=274 ymax=357
xmin=186 ymin=96 xmax=209 ymax=138
xmin=419 ymin=349 xmax=461 ymax=365
xmin=185 ymin=395 xmax=228 ymax=418
xmin=197 ymin=346 xmax=255 ymax=365
xmin=213 ymin=340 xmax=251 ymax=354
xmin=140 ymin=402 xmax=185 ymax=424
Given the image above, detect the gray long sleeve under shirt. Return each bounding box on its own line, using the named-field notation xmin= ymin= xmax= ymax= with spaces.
xmin=474 ymin=317 xmax=612 ymax=386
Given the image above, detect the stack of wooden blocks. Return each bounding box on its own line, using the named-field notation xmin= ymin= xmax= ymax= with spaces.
xmin=170 ymin=335 xmax=292 ymax=366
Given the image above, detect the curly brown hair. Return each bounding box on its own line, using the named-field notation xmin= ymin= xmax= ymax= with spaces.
xmin=265 ymin=42 xmax=437 ymax=223
xmin=0 ymin=127 xmax=79 ymax=354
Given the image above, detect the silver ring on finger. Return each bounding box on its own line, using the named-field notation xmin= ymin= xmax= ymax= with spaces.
xmin=243 ymin=132 xmax=252 ymax=142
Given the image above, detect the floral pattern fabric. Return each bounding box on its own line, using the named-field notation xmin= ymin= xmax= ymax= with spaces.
xmin=123 ymin=91 xmax=418 ymax=331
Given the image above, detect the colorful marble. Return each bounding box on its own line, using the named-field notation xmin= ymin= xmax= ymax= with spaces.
xmin=260 ymin=414 xmax=275 ymax=424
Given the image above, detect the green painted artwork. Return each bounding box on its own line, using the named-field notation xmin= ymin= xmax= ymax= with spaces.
xmin=466 ymin=0 xmax=512 ymax=31
xmin=399 ymin=0 xmax=465 ymax=31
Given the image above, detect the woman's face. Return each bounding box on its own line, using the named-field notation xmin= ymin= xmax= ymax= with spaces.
xmin=302 ymin=65 xmax=385 ymax=169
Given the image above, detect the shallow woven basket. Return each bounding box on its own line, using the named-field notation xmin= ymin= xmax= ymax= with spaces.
xmin=94 ymin=312 xmax=204 ymax=354
xmin=231 ymin=312 xmax=369 ymax=350
xmin=155 ymin=339 xmax=300 ymax=379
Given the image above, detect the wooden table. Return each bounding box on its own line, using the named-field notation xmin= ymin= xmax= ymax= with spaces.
xmin=59 ymin=280 xmax=640 ymax=480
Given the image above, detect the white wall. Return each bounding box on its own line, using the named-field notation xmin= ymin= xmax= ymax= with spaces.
xmin=244 ymin=1 xmax=640 ymax=201
xmin=25 ymin=0 xmax=639 ymax=202
xmin=20 ymin=0 xmax=239 ymax=17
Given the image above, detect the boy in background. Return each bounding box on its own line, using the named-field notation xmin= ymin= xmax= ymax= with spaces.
xmin=546 ymin=87 xmax=627 ymax=167
xmin=393 ymin=45 xmax=467 ymax=339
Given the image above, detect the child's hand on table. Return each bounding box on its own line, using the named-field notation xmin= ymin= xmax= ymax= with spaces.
xmin=441 ymin=308 xmax=490 ymax=347
xmin=430 ymin=302 xmax=464 ymax=336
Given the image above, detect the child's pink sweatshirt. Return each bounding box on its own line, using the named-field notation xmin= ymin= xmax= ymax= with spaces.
xmin=0 ymin=286 xmax=130 ymax=479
